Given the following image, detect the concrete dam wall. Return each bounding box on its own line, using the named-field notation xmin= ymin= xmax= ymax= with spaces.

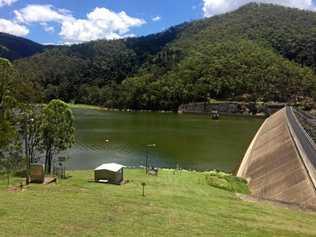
xmin=237 ymin=107 xmax=316 ymax=208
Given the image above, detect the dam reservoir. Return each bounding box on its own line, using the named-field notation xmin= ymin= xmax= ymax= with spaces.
xmin=66 ymin=108 xmax=263 ymax=172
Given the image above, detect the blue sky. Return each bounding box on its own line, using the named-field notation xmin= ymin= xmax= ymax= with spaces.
xmin=0 ymin=0 xmax=315 ymax=44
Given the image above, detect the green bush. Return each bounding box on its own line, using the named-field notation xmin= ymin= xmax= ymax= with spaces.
xmin=205 ymin=171 xmax=249 ymax=194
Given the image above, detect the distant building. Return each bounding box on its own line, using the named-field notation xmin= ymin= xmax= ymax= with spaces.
xmin=94 ymin=163 xmax=125 ymax=185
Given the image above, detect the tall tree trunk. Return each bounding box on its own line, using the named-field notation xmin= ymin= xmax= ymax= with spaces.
xmin=45 ymin=148 xmax=50 ymax=174
xmin=7 ymin=171 xmax=10 ymax=187
xmin=24 ymin=134 xmax=30 ymax=169
xmin=48 ymin=151 xmax=52 ymax=175
xmin=45 ymin=148 xmax=53 ymax=175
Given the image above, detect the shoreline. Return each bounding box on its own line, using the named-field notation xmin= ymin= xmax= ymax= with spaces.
xmin=68 ymin=103 xmax=269 ymax=117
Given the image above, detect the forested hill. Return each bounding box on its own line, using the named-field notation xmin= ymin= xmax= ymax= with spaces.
xmin=172 ymin=3 xmax=316 ymax=70
xmin=13 ymin=3 xmax=316 ymax=110
xmin=0 ymin=33 xmax=48 ymax=60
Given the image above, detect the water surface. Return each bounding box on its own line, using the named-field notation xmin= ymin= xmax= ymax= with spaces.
xmin=66 ymin=109 xmax=263 ymax=172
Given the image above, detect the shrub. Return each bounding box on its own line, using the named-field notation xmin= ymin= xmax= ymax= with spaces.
xmin=205 ymin=171 xmax=249 ymax=194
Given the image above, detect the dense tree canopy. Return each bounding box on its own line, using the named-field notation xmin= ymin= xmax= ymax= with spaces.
xmin=0 ymin=58 xmax=18 ymax=150
xmin=9 ymin=3 xmax=316 ymax=110
xmin=0 ymin=59 xmax=75 ymax=181
xmin=0 ymin=58 xmax=23 ymax=181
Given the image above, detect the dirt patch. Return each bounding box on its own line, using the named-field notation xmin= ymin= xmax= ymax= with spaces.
xmin=7 ymin=184 xmax=26 ymax=193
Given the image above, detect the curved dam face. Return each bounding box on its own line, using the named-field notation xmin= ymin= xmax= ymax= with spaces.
xmin=237 ymin=107 xmax=316 ymax=208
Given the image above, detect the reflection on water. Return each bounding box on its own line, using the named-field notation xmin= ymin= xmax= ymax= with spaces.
xmin=66 ymin=109 xmax=263 ymax=172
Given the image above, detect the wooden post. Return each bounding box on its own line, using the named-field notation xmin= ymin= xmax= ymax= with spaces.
xmin=141 ymin=182 xmax=146 ymax=197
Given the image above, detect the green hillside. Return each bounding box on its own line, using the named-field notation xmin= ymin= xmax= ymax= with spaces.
xmin=172 ymin=3 xmax=316 ymax=70
xmin=0 ymin=32 xmax=47 ymax=60
xmin=13 ymin=3 xmax=316 ymax=110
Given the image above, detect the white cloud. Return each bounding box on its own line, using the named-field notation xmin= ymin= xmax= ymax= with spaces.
xmin=14 ymin=5 xmax=146 ymax=43
xmin=60 ymin=8 xmax=146 ymax=43
xmin=202 ymin=0 xmax=316 ymax=17
xmin=42 ymin=42 xmax=56 ymax=45
xmin=152 ymin=16 xmax=161 ymax=22
xmin=0 ymin=18 xmax=29 ymax=36
xmin=0 ymin=0 xmax=17 ymax=7
xmin=14 ymin=4 xmax=73 ymax=23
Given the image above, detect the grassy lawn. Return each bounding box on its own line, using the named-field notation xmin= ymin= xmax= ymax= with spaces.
xmin=67 ymin=103 xmax=107 ymax=111
xmin=0 ymin=169 xmax=316 ymax=237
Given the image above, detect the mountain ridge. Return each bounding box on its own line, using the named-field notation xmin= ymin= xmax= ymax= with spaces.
xmin=0 ymin=32 xmax=50 ymax=60
xmin=5 ymin=3 xmax=316 ymax=110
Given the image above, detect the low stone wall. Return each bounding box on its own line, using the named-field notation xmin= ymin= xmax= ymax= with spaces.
xmin=178 ymin=102 xmax=285 ymax=116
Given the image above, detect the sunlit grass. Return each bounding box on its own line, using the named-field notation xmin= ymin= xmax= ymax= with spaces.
xmin=67 ymin=103 xmax=107 ymax=111
xmin=0 ymin=169 xmax=315 ymax=237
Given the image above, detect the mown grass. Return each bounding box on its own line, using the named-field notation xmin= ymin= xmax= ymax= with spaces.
xmin=0 ymin=169 xmax=316 ymax=237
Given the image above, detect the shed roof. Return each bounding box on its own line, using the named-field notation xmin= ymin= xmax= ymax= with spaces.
xmin=94 ymin=163 xmax=125 ymax=172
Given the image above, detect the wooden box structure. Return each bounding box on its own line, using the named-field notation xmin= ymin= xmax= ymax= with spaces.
xmin=29 ymin=164 xmax=45 ymax=183
xmin=94 ymin=163 xmax=125 ymax=185
xmin=29 ymin=164 xmax=57 ymax=184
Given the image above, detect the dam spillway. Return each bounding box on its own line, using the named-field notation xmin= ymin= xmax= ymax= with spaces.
xmin=237 ymin=107 xmax=316 ymax=208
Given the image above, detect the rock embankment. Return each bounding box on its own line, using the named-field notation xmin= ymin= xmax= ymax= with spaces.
xmin=178 ymin=102 xmax=285 ymax=116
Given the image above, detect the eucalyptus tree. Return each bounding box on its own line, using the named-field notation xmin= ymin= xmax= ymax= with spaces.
xmin=41 ymin=99 xmax=75 ymax=174
xmin=0 ymin=58 xmax=22 ymax=184
xmin=19 ymin=104 xmax=43 ymax=169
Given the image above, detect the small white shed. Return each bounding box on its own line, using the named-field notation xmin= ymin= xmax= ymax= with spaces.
xmin=94 ymin=163 xmax=125 ymax=185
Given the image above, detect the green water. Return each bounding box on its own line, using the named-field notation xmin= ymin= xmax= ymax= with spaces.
xmin=66 ymin=109 xmax=263 ymax=172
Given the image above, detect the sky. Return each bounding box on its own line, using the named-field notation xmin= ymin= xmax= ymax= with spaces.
xmin=0 ymin=0 xmax=315 ymax=44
